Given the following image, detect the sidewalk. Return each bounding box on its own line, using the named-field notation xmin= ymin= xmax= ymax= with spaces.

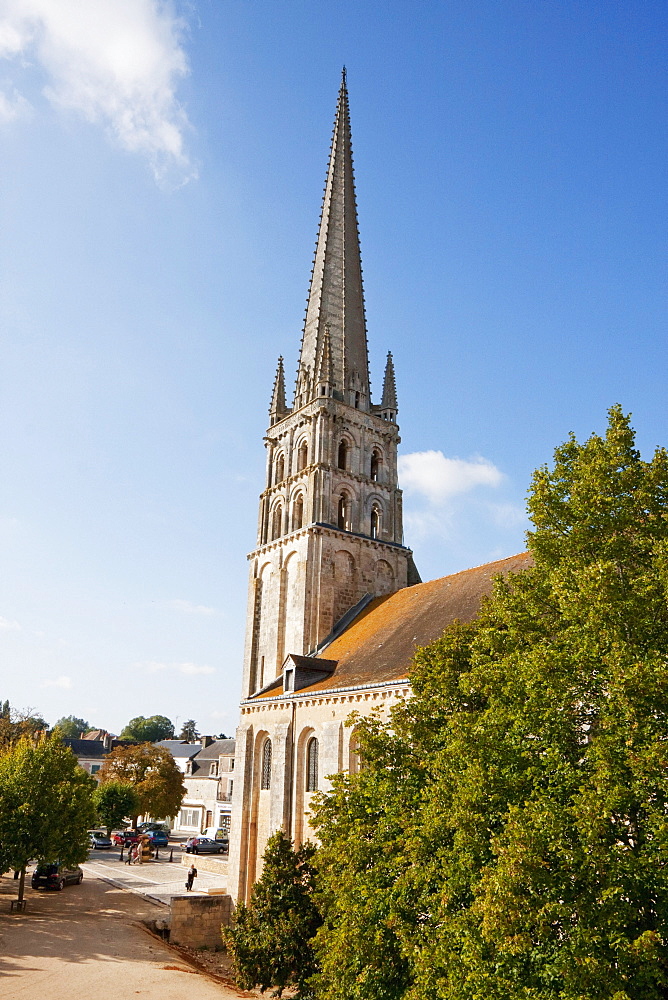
xmin=82 ymin=848 xmax=229 ymax=906
xmin=0 ymin=872 xmax=245 ymax=999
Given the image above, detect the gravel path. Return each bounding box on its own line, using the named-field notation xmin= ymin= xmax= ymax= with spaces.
xmin=0 ymin=872 xmax=247 ymax=999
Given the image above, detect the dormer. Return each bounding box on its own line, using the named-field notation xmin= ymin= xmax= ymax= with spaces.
xmin=282 ymin=654 xmax=337 ymax=693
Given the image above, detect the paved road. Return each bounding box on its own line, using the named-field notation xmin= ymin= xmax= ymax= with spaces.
xmin=82 ymin=845 xmax=228 ymax=905
xmin=0 ymin=871 xmax=247 ymax=999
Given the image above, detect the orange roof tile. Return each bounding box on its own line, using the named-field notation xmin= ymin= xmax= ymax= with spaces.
xmin=249 ymin=552 xmax=532 ymax=699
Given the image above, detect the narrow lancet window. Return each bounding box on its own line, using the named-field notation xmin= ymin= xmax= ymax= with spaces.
xmin=272 ymin=504 xmax=283 ymax=540
xmin=293 ymin=494 xmax=304 ymax=531
xmin=261 ymin=739 xmax=272 ymax=789
xmin=337 ymin=495 xmax=350 ymax=531
xmin=337 ymin=440 xmax=348 ymax=470
xmin=371 ymin=505 xmax=381 ymax=539
xmin=306 ymin=737 xmax=319 ymax=792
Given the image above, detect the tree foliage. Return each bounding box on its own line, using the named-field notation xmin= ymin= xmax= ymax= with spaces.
xmin=224 ymin=831 xmax=322 ymax=998
xmin=119 ymin=714 xmax=174 ymax=741
xmin=311 ymin=408 xmax=668 ymax=1000
xmin=179 ymin=719 xmax=199 ymax=741
xmin=0 ymin=700 xmax=49 ymax=749
xmin=93 ymin=780 xmax=140 ymax=835
xmin=97 ymin=742 xmax=185 ymax=823
xmin=53 ymin=714 xmax=91 ymax=738
xmin=0 ymin=736 xmax=96 ymax=900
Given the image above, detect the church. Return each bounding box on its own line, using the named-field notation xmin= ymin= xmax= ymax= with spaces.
xmin=226 ymin=72 xmax=529 ymax=903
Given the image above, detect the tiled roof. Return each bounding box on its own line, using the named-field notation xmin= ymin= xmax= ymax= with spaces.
xmin=194 ymin=739 xmax=236 ymax=761
xmin=250 ymin=553 xmax=532 ymax=699
xmin=62 ymin=739 xmax=108 ymax=758
xmin=156 ymin=740 xmax=202 ymax=758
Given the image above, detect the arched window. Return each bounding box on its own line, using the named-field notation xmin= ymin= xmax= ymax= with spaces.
xmin=306 ymin=737 xmax=319 ymax=792
xmin=293 ymin=493 xmax=304 ymax=531
xmin=261 ymin=739 xmax=272 ymax=789
xmin=272 ymin=504 xmax=283 ymax=540
xmin=297 ymin=441 xmax=308 ymax=472
xmin=337 ymin=494 xmax=350 ymax=531
xmin=275 ymin=453 xmax=285 ymax=484
xmin=370 ymin=505 xmax=381 ymax=539
xmin=337 ymin=439 xmax=348 ymax=470
xmin=370 ymin=449 xmax=381 ymax=481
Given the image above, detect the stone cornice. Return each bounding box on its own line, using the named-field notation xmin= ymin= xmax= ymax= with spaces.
xmin=240 ymin=676 xmax=411 ymax=708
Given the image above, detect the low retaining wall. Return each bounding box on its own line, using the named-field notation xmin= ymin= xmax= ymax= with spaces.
xmin=180 ymin=853 xmax=229 ymax=879
xmin=170 ymin=893 xmax=234 ymax=949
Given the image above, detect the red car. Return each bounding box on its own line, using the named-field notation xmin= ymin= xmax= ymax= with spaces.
xmin=112 ymin=830 xmax=141 ymax=847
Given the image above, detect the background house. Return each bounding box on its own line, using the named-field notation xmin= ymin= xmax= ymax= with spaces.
xmin=158 ymin=736 xmax=235 ymax=839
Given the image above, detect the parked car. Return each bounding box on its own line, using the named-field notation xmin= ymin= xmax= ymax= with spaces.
xmin=111 ymin=830 xmax=141 ymax=847
xmin=145 ymin=829 xmax=169 ymax=847
xmin=185 ymin=836 xmax=228 ymax=855
xmin=89 ymin=832 xmax=113 ymax=850
xmin=138 ymin=822 xmax=168 ymax=833
xmin=31 ymin=863 xmax=83 ymax=891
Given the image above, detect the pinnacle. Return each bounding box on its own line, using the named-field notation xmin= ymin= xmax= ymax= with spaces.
xmin=269 ymin=356 xmax=288 ymax=422
xmin=381 ymin=351 xmax=398 ymax=411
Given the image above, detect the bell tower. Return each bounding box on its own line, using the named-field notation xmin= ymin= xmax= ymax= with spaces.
xmin=241 ymin=71 xmax=417 ymax=699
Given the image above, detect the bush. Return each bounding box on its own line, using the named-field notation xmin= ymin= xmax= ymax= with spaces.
xmin=223 ymin=831 xmax=321 ymax=998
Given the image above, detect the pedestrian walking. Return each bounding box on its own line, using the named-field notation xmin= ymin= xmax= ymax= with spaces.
xmin=186 ymin=864 xmax=197 ymax=891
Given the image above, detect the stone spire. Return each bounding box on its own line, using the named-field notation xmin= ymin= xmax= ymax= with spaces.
xmin=296 ymin=68 xmax=370 ymax=408
xmin=381 ymin=351 xmax=398 ymax=412
xmin=269 ymin=356 xmax=288 ymax=425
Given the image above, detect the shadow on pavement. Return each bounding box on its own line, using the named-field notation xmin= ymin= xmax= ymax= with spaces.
xmin=0 ymin=871 xmax=165 ymax=979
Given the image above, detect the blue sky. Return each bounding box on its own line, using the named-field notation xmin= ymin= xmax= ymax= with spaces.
xmin=0 ymin=0 xmax=665 ymax=735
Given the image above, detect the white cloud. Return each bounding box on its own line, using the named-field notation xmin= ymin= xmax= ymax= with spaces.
xmin=0 ymin=86 xmax=30 ymax=121
xmin=140 ymin=659 xmax=215 ymax=676
xmin=168 ymin=599 xmax=217 ymax=617
xmin=0 ymin=0 xmax=195 ymax=182
xmin=178 ymin=661 xmax=215 ymax=676
xmin=42 ymin=675 xmax=72 ymax=689
xmin=486 ymin=501 xmax=528 ymax=529
xmin=0 ymin=615 xmax=20 ymax=630
xmin=398 ymin=451 xmax=503 ymax=504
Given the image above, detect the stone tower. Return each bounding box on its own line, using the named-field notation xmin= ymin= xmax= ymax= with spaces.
xmin=240 ymin=70 xmax=417 ymax=700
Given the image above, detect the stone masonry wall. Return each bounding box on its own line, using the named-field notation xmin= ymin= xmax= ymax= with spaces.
xmin=170 ymin=894 xmax=234 ymax=949
xmin=180 ymin=853 xmax=229 ymax=879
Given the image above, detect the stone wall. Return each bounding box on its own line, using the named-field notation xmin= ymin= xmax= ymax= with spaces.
xmin=170 ymin=894 xmax=234 ymax=949
xmin=180 ymin=853 xmax=229 ymax=879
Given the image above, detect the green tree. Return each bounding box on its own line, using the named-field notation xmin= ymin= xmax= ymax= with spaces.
xmin=93 ymin=780 xmax=140 ymax=835
xmin=0 ymin=702 xmax=49 ymax=749
xmin=178 ymin=719 xmax=199 ymax=741
xmin=0 ymin=736 xmax=96 ymax=904
xmin=223 ymin=831 xmax=321 ymax=999
xmin=312 ymin=407 xmax=668 ymax=1000
xmin=97 ymin=742 xmax=185 ymax=825
xmin=119 ymin=714 xmax=174 ymax=741
xmin=53 ymin=714 xmax=91 ymax=738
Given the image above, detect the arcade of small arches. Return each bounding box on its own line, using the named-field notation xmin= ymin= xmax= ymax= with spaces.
xmin=266 ymin=489 xmax=386 ymax=542
xmin=269 ymin=436 xmax=386 ymax=486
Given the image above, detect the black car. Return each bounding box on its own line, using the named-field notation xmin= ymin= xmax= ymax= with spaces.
xmin=185 ymin=836 xmax=228 ymax=855
xmin=31 ymin=863 xmax=83 ymax=890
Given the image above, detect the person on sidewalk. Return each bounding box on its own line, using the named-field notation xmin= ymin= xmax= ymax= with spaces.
xmin=186 ymin=864 xmax=197 ymax=891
